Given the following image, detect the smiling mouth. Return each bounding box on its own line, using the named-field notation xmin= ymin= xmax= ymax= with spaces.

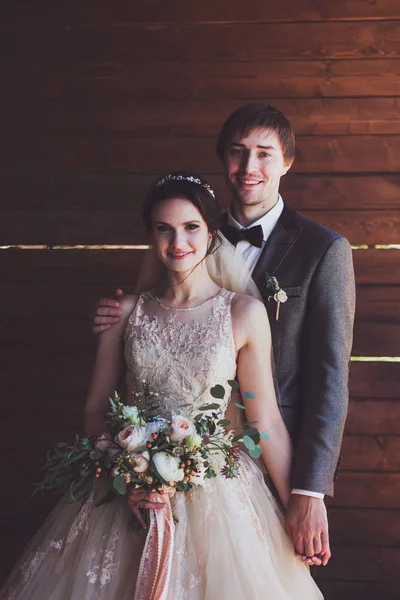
xmin=236 ymin=178 xmax=262 ymax=187
xmin=167 ymin=251 xmax=192 ymax=260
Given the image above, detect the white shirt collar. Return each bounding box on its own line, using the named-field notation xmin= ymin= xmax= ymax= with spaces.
xmin=227 ymin=195 xmax=284 ymax=243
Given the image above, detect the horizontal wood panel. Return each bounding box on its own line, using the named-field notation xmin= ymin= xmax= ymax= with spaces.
xmin=4 ymin=0 xmax=400 ymax=27
xmin=329 ymin=472 xmax=400 ymax=508
xmin=2 ymin=174 xmax=400 ymax=211
xmin=0 ymin=250 xmax=145 ymax=284
xmin=353 ymin=322 xmax=400 ymax=356
xmin=0 ymin=319 xmax=95 ymax=355
xmin=1 ymin=249 xmax=398 ymax=285
xmin=346 ymin=400 xmax=400 ymax=435
xmin=2 ymin=208 xmax=399 ymax=245
xmin=329 ymin=508 xmax=400 ymax=546
xmin=3 ymin=60 xmax=400 ymax=101
xmin=317 ymin=546 xmax=400 ymax=581
xmin=341 ymin=435 xmax=400 ymax=472
xmin=349 ymin=363 xmax=400 ymax=399
xmin=4 ymin=136 xmax=400 ymax=175
xmin=317 ymin=582 xmax=400 ymax=600
xmin=355 ymin=286 xmax=400 ymax=322
xmin=3 ymin=283 xmax=398 ymax=323
xmin=353 ymin=251 xmax=400 ymax=285
xmin=4 ymin=22 xmax=400 ymax=66
xmin=4 ymin=98 xmax=400 ymax=136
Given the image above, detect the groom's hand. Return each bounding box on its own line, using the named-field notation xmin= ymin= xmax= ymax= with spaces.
xmin=285 ymin=494 xmax=331 ymax=566
xmin=92 ymin=288 xmax=124 ymax=334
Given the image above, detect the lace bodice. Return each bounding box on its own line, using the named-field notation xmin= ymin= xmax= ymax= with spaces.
xmin=124 ymin=289 xmax=236 ymax=418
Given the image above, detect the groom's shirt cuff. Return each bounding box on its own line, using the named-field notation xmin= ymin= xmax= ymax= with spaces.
xmin=292 ymin=488 xmax=325 ymax=499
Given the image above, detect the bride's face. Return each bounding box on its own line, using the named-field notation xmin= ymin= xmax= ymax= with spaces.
xmin=151 ymin=197 xmax=211 ymax=273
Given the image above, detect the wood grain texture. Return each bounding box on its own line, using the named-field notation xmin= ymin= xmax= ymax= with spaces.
xmin=317 ymin=546 xmax=400 ymax=581
xmin=3 ymin=60 xmax=400 ymax=102
xmin=0 ymin=249 xmax=398 ymax=285
xmin=4 ymin=135 xmax=400 ymax=175
xmin=346 ymin=400 xmax=400 ymax=435
xmin=4 ymin=22 xmax=400 ymax=66
xmin=355 ymin=286 xmax=400 ymax=322
xmin=353 ymin=322 xmax=400 ymax=356
xmin=329 ymin=473 xmax=400 ymax=508
xmin=317 ymin=582 xmax=400 ymax=600
xmin=4 ymin=98 xmax=400 ymax=136
xmin=329 ymin=508 xmax=400 ymax=546
xmin=5 ymin=0 xmax=400 ymax=27
xmin=349 ymin=363 xmax=400 ymax=399
xmin=2 ymin=173 xmax=400 ymax=211
xmin=341 ymin=435 xmax=400 ymax=472
xmin=2 ymin=208 xmax=399 ymax=244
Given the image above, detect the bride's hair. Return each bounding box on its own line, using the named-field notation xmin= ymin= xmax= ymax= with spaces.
xmin=142 ymin=172 xmax=222 ymax=257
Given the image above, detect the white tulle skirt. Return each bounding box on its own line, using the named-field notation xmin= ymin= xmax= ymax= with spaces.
xmin=1 ymin=453 xmax=323 ymax=600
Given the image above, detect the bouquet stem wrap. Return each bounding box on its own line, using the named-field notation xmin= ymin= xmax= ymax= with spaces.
xmin=134 ymin=490 xmax=176 ymax=600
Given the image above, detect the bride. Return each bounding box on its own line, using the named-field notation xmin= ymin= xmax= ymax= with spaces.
xmin=1 ymin=173 xmax=323 ymax=599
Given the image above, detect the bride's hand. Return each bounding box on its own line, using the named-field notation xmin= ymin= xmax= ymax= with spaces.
xmin=127 ymin=488 xmax=168 ymax=529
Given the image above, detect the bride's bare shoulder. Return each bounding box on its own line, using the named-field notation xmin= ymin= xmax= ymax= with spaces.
xmin=231 ymin=292 xmax=267 ymax=319
xmin=118 ymin=294 xmax=139 ymax=319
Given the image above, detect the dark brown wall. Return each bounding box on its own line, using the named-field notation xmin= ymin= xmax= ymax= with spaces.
xmin=1 ymin=1 xmax=400 ymax=597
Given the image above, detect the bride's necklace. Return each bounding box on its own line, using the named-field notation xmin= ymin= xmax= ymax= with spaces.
xmin=153 ymin=289 xmax=221 ymax=312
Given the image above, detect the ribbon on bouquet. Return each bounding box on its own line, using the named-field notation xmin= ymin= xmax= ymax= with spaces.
xmin=134 ymin=491 xmax=176 ymax=600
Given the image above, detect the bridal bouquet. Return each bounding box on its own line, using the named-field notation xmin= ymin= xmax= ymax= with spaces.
xmin=35 ymin=382 xmax=267 ymax=511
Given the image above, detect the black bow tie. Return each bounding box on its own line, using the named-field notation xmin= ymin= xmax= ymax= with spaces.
xmin=223 ymin=224 xmax=264 ymax=248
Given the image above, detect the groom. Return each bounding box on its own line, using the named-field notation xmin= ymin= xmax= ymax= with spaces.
xmin=92 ymin=104 xmax=355 ymax=566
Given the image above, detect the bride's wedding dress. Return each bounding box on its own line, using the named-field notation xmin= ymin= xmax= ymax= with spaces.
xmin=1 ymin=289 xmax=323 ymax=599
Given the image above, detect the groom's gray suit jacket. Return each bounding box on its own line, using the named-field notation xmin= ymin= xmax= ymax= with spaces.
xmin=222 ymin=203 xmax=356 ymax=497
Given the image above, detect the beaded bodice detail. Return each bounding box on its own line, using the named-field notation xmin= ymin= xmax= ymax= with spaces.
xmin=124 ymin=289 xmax=236 ymax=418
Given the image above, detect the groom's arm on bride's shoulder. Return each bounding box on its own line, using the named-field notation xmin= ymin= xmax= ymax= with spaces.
xmin=84 ymin=294 xmax=137 ymax=437
xmin=91 ymin=288 xmax=125 ymax=334
xmin=287 ymin=235 xmax=355 ymax=564
xmin=232 ymin=294 xmax=293 ymax=509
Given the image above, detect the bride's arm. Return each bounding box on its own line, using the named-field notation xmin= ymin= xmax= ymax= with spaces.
xmin=233 ymin=294 xmax=293 ymax=508
xmin=84 ymin=294 xmax=137 ymax=437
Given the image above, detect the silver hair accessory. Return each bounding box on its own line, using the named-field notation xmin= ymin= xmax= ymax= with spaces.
xmin=154 ymin=174 xmax=216 ymax=199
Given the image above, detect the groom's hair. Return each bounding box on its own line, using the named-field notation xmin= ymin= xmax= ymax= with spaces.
xmin=216 ymin=103 xmax=296 ymax=163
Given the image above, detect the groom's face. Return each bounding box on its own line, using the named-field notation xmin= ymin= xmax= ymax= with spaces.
xmin=222 ymin=128 xmax=292 ymax=209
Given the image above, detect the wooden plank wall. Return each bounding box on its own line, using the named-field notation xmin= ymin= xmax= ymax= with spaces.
xmin=1 ymin=1 xmax=400 ymax=596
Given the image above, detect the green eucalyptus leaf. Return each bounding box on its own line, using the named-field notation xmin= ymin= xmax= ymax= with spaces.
xmin=210 ymin=385 xmax=225 ymax=399
xmin=198 ymin=403 xmax=221 ymax=411
xmin=113 ymin=475 xmax=127 ymax=495
xmin=217 ymin=419 xmax=231 ymax=427
xmin=227 ymin=380 xmax=240 ymax=391
xmin=260 ymin=431 xmax=270 ymax=441
xmin=234 ymin=402 xmax=246 ymax=410
xmin=243 ymin=391 xmax=256 ymax=400
xmin=249 ymin=445 xmax=263 ymax=459
xmin=243 ymin=435 xmax=256 ymax=451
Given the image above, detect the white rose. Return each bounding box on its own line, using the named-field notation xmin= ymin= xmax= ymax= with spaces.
xmin=115 ymin=425 xmax=146 ymax=452
xmin=145 ymin=419 xmax=167 ymax=441
xmin=184 ymin=432 xmax=203 ymax=450
xmin=122 ymin=405 xmax=141 ymax=425
xmin=169 ymin=415 xmax=196 ymax=443
xmin=189 ymin=459 xmax=207 ymax=486
xmin=131 ymin=451 xmax=150 ymax=473
xmin=152 ymin=452 xmax=185 ymax=483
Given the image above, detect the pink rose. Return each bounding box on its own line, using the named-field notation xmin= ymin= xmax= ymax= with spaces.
xmin=115 ymin=425 xmax=146 ymax=452
xmin=169 ymin=415 xmax=196 ymax=443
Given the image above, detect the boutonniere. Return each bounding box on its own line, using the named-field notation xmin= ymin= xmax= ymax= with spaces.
xmin=265 ymin=274 xmax=288 ymax=321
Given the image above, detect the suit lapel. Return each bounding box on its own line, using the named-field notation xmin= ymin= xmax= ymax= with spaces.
xmin=251 ymin=203 xmax=302 ymax=292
